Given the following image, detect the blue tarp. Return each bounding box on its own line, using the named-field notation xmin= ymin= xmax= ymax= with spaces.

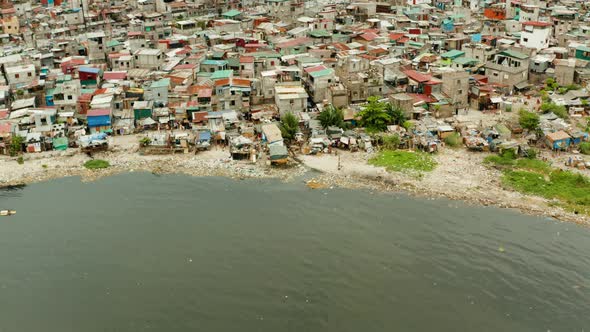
xmin=199 ymin=131 xmax=211 ymax=141
xmin=88 ymin=115 xmax=111 ymax=127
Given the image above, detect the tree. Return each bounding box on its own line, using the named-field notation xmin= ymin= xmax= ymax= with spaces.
xmin=317 ymin=104 xmax=345 ymax=129
xmin=280 ymin=112 xmax=299 ymax=142
xmin=357 ymin=96 xmax=392 ymax=133
xmin=519 ymin=109 xmax=540 ymax=131
xmin=385 ymin=103 xmax=406 ymax=125
xmin=545 ymin=78 xmax=559 ymax=91
xmin=9 ymin=135 xmax=24 ymax=157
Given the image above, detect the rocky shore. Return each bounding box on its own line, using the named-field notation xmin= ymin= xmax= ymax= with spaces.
xmin=0 ymin=137 xmax=588 ymax=226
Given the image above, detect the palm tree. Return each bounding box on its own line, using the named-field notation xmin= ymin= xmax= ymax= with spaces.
xmin=385 ymin=103 xmax=406 ymax=126
xmin=280 ymin=112 xmax=299 ymax=143
xmin=317 ymin=104 xmax=345 ymax=129
xmin=357 ymin=96 xmax=392 ymax=133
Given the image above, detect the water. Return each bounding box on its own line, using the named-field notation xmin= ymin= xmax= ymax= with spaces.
xmin=0 ymin=173 xmax=589 ymax=332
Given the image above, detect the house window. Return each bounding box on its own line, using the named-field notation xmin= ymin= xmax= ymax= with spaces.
xmin=230 ymin=100 xmax=236 ymax=106
xmin=67 ymin=95 xmax=73 ymax=100
xmin=15 ymin=74 xmax=19 ymax=78
xmin=456 ymin=79 xmax=460 ymax=84
xmin=27 ymin=72 xmax=32 ymax=77
xmin=458 ymin=89 xmax=463 ymax=94
xmin=523 ymin=38 xmax=528 ymax=42
xmin=270 ymin=61 xmax=275 ymax=66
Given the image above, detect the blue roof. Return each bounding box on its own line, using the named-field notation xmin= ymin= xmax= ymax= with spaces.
xmin=87 ymin=115 xmax=111 ymax=127
xmin=79 ymin=67 xmax=101 ymax=74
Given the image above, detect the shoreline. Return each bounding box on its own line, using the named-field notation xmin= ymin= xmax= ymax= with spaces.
xmin=1 ymin=142 xmax=588 ymax=226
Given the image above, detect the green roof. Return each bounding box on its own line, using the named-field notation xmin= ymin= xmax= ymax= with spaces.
xmin=309 ymin=29 xmax=331 ymax=38
xmin=226 ymin=57 xmax=240 ymax=67
xmin=453 ymin=57 xmax=479 ymax=65
xmin=212 ymin=51 xmax=225 ymax=59
xmin=150 ymin=78 xmax=170 ymax=88
xmin=297 ymin=56 xmax=321 ymax=64
xmin=202 ymin=59 xmax=228 ymax=66
xmin=408 ymin=41 xmax=424 ymax=48
xmin=222 ymin=9 xmax=242 ymax=17
xmin=577 ymin=45 xmax=590 ymax=52
xmin=81 ymin=88 xmax=96 ymax=94
xmin=440 ymin=49 xmax=465 ymax=59
xmin=106 ymin=40 xmax=121 ymax=47
xmin=309 ymin=68 xmax=334 ymax=78
xmin=500 ymin=50 xmax=528 ymax=60
xmin=210 ymin=70 xmax=233 ymax=79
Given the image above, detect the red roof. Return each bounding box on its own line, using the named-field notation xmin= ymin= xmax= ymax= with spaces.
xmin=103 ymin=71 xmax=127 ymax=80
xmin=128 ymin=31 xmax=143 ymax=37
xmin=276 ymin=37 xmax=311 ymax=48
xmin=407 ymin=93 xmax=435 ymax=104
xmin=358 ymin=32 xmax=379 ymax=41
xmin=403 ymin=69 xmax=432 ymax=83
xmin=87 ymin=109 xmax=111 ymax=117
xmin=198 ymin=88 xmax=213 ymax=98
xmin=389 ymin=33 xmax=405 ymax=41
xmin=397 ymin=37 xmax=410 ymax=43
xmin=304 ymin=65 xmax=326 ymax=73
xmin=192 ymin=111 xmax=208 ymax=123
xmin=522 ymin=21 xmax=552 ymax=27
xmin=239 ymin=56 xmax=254 ymax=63
xmin=0 ymin=110 xmax=8 ymax=120
xmin=0 ymin=122 xmax=11 ymax=133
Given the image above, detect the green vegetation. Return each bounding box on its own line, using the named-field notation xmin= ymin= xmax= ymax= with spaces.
xmin=280 ymin=112 xmax=299 ymax=142
xmin=503 ymin=169 xmax=590 ymax=214
xmin=540 ymin=102 xmax=568 ymax=119
xmin=545 ymin=78 xmax=559 ymax=91
xmin=358 ymin=96 xmax=392 ymax=133
xmin=381 ymin=134 xmax=401 ymax=150
xmin=84 ymin=159 xmax=110 ymax=170
xmin=9 ymin=136 xmax=24 ymax=157
xmin=505 ymin=105 xmax=512 ymax=113
xmin=485 ymin=149 xmax=590 ymax=215
xmin=317 ymin=104 xmax=345 ymax=129
xmin=42 ymin=164 xmax=47 ymax=169
xmin=139 ymin=137 xmax=152 ymax=147
xmin=369 ymin=150 xmax=436 ymax=173
xmin=484 ymin=148 xmax=517 ymax=167
xmin=518 ymin=109 xmax=540 ymax=131
xmin=580 ymin=142 xmax=590 ymax=155
xmin=444 ymin=132 xmax=462 ymax=148
xmin=402 ymin=120 xmax=414 ymax=131
xmin=385 ymin=103 xmax=406 ymax=126
xmin=16 ymin=156 xmax=23 ymax=165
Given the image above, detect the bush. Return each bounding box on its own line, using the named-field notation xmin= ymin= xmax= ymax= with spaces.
xmin=140 ymin=137 xmax=152 ymax=146
xmin=540 ymin=102 xmax=568 ymax=119
xmin=580 ymin=142 xmax=590 ymax=155
xmin=444 ymin=132 xmax=462 ymax=147
xmin=505 ymin=105 xmax=512 ymax=112
xmin=16 ymin=156 xmax=23 ymax=165
xmin=519 ymin=110 xmax=540 ymax=131
xmin=381 ymin=134 xmax=401 ymax=150
xmin=84 ymin=159 xmax=110 ymax=170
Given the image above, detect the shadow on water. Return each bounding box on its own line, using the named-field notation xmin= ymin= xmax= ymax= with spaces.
xmin=0 ymin=183 xmax=26 ymax=198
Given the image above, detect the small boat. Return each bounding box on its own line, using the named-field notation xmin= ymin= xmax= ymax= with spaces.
xmin=1 ymin=210 xmax=16 ymax=216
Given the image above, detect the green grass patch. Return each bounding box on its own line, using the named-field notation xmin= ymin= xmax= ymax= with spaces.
xmin=502 ymin=169 xmax=590 ymax=214
xmin=483 ymin=149 xmax=517 ymax=167
xmin=84 ymin=159 xmax=110 ymax=170
xmin=369 ymin=150 xmax=436 ymax=173
xmin=514 ymin=158 xmax=551 ymax=174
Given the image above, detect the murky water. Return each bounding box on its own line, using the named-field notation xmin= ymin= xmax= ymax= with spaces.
xmin=0 ymin=173 xmax=588 ymax=331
